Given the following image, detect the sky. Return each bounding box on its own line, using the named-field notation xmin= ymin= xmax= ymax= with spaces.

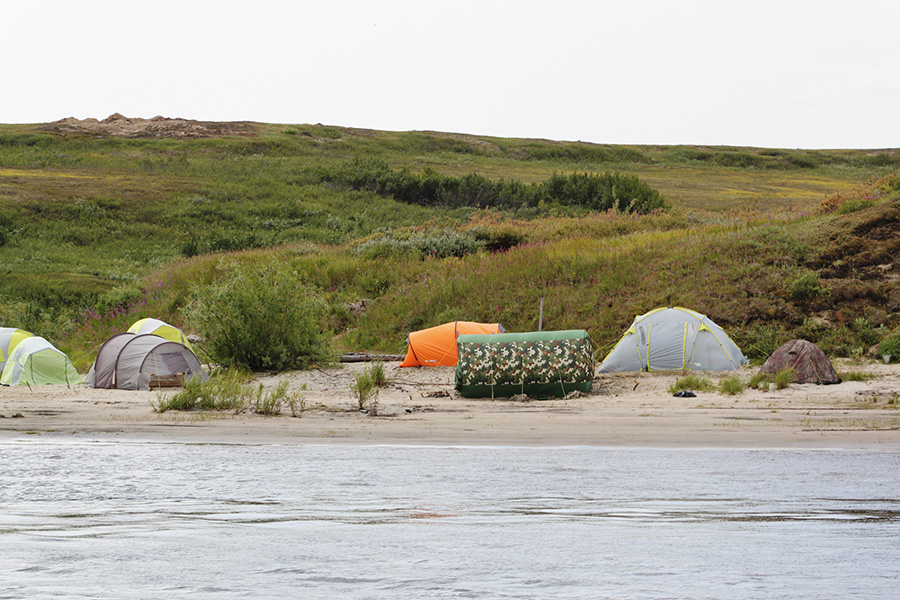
xmin=4 ymin=0 xmax=898 ymax=149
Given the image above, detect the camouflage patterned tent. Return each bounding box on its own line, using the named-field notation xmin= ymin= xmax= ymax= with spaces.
xmin=758 ymin=339 xmax=841 ymax=385
xmin=455 ymin=330 xmax=594 ymax=398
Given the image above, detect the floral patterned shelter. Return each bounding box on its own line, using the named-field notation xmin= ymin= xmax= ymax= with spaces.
xmin=455 ymin=330 xmax=594 ymax=398
xmin=757 ymin=339 xmax=841 ymax=384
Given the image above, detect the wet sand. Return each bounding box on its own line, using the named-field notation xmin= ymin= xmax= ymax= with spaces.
xmin=1 ymin=360 xmax=898 ymax=448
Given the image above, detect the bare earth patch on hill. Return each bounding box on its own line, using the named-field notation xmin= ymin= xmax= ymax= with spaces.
xmin=45 ymin=113 xmax=256 ymax=139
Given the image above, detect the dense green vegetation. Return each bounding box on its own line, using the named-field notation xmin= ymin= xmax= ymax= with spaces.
xmin=1 ymin=120 xmax=898 ymax=371
xmin=316 ymin=159 xmax=668 ymax=213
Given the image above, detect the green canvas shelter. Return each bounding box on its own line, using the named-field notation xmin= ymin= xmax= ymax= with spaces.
xmin=0 ymin=336 xmax=82 ymax=386
xmin=455 ymin=330 xmax=594 ymax=398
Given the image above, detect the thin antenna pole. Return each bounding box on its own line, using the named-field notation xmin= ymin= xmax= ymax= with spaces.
xmin=538 ymin=297 xmax=544 ymax=332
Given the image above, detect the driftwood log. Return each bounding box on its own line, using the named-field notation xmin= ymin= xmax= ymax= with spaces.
xmin=339 ymin=353 xmax=404 ymax=363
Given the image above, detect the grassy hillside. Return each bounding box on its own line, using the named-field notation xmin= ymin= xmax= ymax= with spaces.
xmin=1 ymin=120 xmax=898 ymax=370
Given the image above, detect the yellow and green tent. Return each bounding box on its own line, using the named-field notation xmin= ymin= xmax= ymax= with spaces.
xmin=598 ymin=306 xmax=747 ymax=372
xmin=127 ymin=318 xmax=193 ymax=350
xmin=0 ymin=327 xmax=33 ymax=372
xmin=0 ymin=336 xmax=82 ymax=386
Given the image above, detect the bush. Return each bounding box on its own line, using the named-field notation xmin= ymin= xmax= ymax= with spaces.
xmin=254 ymin=379 xmax=306 ymax=416
xmin=185 ymin=260 xmax=333 ymax=371
xmin=718 ymin=376 xmax=744 ymax=395
xmin=152 ymin=369 xmax=306 ymax=415
xmin=879 ymin=328 xmax=900 ymax=361
xmin=668 ymin=374 xmax=716 ymax=394
xmin=749 ymin=372 xmax=771 ymax=390
xmin=354 ymin=228 xmax=482 ymax=259
xmin=350 ymin=371 xmax=378 ymax=412
xmin=773 ymin=368 xmax=795 ymax=389
xmin=368 ymin=362 xmax=391 ymax=387
xmin=152 ymin=368 xmax=257 ymax=413
xmin=838 ymin=371 xmax=875 ymax=382
xmin=787 ymin=270 xmax=825 ymax=301
xmin=317 ymin=159 xmax=668 ymax=215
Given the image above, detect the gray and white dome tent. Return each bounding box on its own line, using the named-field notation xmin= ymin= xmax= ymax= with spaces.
xmin=86 ymin=333 xmax=208 ymax=390
xmin=598 ymin=307 xmax=747 ymax=373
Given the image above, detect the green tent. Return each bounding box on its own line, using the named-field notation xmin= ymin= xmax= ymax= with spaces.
xmin=455 ymin=330 xmax=594 ymax=398
xmin=0 ymin=336 xmax=82 ymax=386
xmin=1 ymin=327 xmax=34 ymax=372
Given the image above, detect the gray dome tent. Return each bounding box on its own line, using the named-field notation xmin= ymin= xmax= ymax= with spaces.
xmin=86 ymin=333 xmax=208 ymax=390
xmin=599 ymin=306 xmax=747 ymax=372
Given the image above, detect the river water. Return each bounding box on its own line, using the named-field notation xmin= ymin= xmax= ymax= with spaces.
xmin=1 ymin=441 xmax=898 ymax=599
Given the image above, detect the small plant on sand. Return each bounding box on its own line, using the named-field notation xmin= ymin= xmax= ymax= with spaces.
xmin=668 ymin=374 xmax=716 ymax=394
xmin=288 ymin=383 xmax=308 ymax=417
xmin=253 ymin=379 xmax=307 ymax=416
xmin=368 ymin=361 xmax=391 ymax=387
xmin=152 ymin=368 xmax=255 ymax=413
xmin=749 ymin=372 xmax=772 ymax=390
xmin=773 ymin=367 xmax=795 ymax=389
xmin=350 ymin=370 xmax=379 ymax=412
xmin=839 ymin=370 xmax=875 ymax=382
xmin=718 ymin=376 xmax=744 ymax=395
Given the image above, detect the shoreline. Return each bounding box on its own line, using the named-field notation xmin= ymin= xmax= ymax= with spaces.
xmin=2 ymin=360 xmax=899 ymax=449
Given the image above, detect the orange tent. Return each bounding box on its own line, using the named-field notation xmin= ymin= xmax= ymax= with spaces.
xmin=399 ymin=321 xmax=505 ymax=367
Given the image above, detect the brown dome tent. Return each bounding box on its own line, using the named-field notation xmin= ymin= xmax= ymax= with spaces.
xmin=758 ymin=339 xmax=841 ymax=385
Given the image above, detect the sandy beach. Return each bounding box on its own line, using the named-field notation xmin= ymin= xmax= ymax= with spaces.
xmin=1 ymin=360 xmax=899 ymax=448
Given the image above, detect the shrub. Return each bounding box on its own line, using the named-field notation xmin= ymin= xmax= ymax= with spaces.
xmin=668 ymin=374 xmax=716 ymax=394
xmin=354 ymin=228 xmax=483 ymax=259
xmin=714 ymin=152 xmax=763 ymax=168
xmin=749 ymin=372 xmax=771 ymax=390
xmin=773 ymin=368 xmax=795 ymax=389
xmin=368 ymin=362 xmax=391 ymax=387
xmin=787 ymin=270 xmax=825 ymax=301
xmin=878 ymin=328 xmax=900 ymax=360
xmin=350 ymin=371 xmax=378 ymax=412
xmin=254 ymin=379 xmax=306 ymax=415
xmin=718 ymin=376 xmax=744 ymax=395
xmin=185 ymin=260 xmax=333 ymax=371
xmin=152 ymin=368 xmax=256 ymax=413
xmin=839 ymin=371 xmax=875 ymax=382
xmin=317 ymin=159 xmax=668 ymax=214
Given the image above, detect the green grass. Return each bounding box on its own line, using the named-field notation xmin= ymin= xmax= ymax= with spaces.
xmin=773 ymin=368 xmax=795 ymax=389
xmin=838 ymin=370 xmax=877 ymax=382
xmin=1 ymin=122 xmax=899 ymax=371
xmin=151 ymin=368 xmax=304 ymax=415
xmin=669 ymin=375 xmax=717 ymax=394
xmin=718 ymin=376 xmax=745 ymax=395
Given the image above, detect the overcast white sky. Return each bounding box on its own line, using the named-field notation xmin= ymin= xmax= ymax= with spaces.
xmin=4 ymin=0 xmax=898 ymax=149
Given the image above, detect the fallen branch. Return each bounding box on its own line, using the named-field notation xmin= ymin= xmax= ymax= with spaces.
xmin=339 ymin=353 xmax=404 ymax=363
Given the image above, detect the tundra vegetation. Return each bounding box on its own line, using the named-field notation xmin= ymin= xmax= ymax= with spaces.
xmin=0 ymin=122 xmax=898 ymax=371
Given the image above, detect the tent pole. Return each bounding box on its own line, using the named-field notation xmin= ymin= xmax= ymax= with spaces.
xmin=538 ymin=298 xmax=544 ymax=332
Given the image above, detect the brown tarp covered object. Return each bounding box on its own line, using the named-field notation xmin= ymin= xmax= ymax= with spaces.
xmin=758 ymin=339 xmax=841 ymax=384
